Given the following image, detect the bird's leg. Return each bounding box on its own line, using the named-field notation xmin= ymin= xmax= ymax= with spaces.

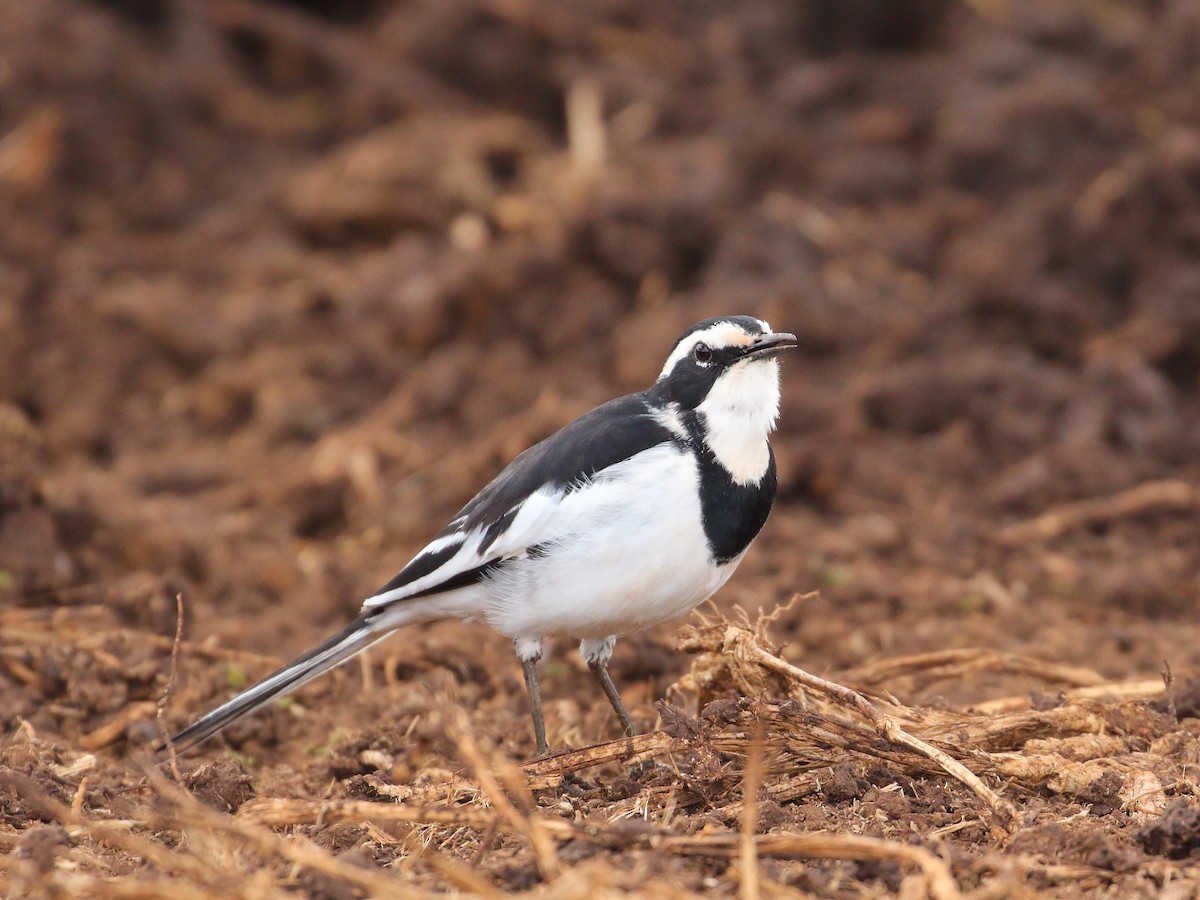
xmin=580 ymin=636 xmax=636 ymax=737
xmin=589 ymin=659 xmax=636 ymax=736
xmin=522 ymin=658 xmax=548 ymax=756
xmin=517 ymin=639 xmax=548 ymax=756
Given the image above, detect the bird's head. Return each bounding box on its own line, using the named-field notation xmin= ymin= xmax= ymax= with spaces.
xmin=654 ymin=316 xmax=797 ymax=410
xmin=650 ymin=316 xmax=797 ymax=483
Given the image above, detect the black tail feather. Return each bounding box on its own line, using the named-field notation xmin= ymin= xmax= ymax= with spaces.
xmin=161 ymin=612 xmax=383 ymax=756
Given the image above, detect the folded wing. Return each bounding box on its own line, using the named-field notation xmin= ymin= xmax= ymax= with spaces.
xmin=361 ymin=393 xmax=675 ymax=611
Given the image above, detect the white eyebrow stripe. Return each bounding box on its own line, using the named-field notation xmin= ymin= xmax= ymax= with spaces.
xmin=657 ymin=320 xmax=772 ymax=381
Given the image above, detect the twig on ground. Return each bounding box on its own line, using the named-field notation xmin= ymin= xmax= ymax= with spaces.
xmin=237 ymin=796 xmax=962 ymax=898
xmin=721 ymin=625 xmax=1016 ymax=830
xmin=77 ymin=702 xmax=159 ymax=751
xmin=843 ymin=648 xmax=1108 ymax=689
xmin=147 ymin=771 xmax=420 ymax=898
xmin=70 ymin=776 xmax=88 ymax=818
xmin=995 ymin=479 xmax=1200 ymax=545
xmin=238 ymin=797 xmax=523 ymax=832
xmin=739 ymin=721 xmax=764 ymax=900
xmin=155 ymin=592 xmax=185 ymax=783
xmin=426 ymin=852 xmax=504 ymax=899
xmin=522 ymin=731 xmax=679 ymax=787
xmin=358 ymin=647 xmax=375 ymax=694
xmin=923 ymin=704 xmax=1112 ymax=751
xmin=969 ymin=678 xmax=1165 ymax=714
xmin=673 ymin=833 xmax=962 ymax=900
xmin=0 ymin=771 xmax=231 ymax=888
xmin=449 ymin=710 xmax=560 ymax=879
xmin=4 ymin=623 xmax=282 ymax=668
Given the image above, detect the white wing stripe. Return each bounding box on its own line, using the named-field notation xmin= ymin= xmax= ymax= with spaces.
xmin=417 ymin=532 xmax=467 ymax=556
xmin=361 ymin=487 xmax=565 ymax=608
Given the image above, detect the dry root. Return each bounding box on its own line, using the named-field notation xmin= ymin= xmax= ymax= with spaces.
xmin=528 ymin=611 xmax=1180 ymax=833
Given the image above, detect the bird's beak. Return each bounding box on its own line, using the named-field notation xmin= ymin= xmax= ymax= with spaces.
xmin=739 ymin=331 xmax=799 ymax=361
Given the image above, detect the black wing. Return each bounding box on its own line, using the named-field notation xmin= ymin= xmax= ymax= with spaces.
xmin=361 ymin=391 xmax=676 ymax=608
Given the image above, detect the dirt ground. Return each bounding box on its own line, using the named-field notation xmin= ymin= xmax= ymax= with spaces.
xmin=3 ymin=0 xmax=1200 ymax=896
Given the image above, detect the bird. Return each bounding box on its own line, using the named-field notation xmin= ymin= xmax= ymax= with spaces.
xmin=167 ymin=315 xmax=796 ymax=757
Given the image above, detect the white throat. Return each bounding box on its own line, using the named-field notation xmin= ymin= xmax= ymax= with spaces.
xmin=695 ymin=359 xmax=781 ymax=485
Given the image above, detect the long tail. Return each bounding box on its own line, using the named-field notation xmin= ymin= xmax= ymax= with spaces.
xmin=164 ymin=611 xmax=390 ymax=755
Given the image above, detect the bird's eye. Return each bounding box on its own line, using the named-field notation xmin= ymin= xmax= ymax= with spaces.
xmin=693 ymin=342 xmax=713 ymax=363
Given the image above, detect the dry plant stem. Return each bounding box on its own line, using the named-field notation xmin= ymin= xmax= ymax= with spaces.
xmin=762 ymin=772 xmax=823 ymax=804
xmin=426 ymin=853 xmax=504 ymax=899
xmin=239 ymin=797 xmax=534 ymax=832
xmin=148 ymin=772 xmax=421 ymax=899
xmin=917 ymin=705 xmax=1112 ymax=752
xmin=844 ymin=648 xmax=1108 ymax=688
xmin=449 ymin=711 xmax=561 ymax=879
xmin=675 ymin=834 xmax=962 ymax=900
xmin=566 ymin=79 xmax=606 ymax=183
xmin=722 ymin=626 xmax=1016 ymax=829
xmin=4 ymin=624 xmax=283 ymax=668
xmin=155 ymin=592 xmax=185 ymax=783
xmin=0 ymin=772 xmax=231 ymax=888
xmin=0 ymin=655 xmax=41 ymax=688
xmin=237 ymin=798 xmax=961 ymax=899
xmin=358 ymin=647 xmax=374 ymax=693
xmin=995 ymin=478 xmax=1200 ymax=545
xmin=70 ymin=776 xmax=88 ymax=817
xmin=740 ymin=722 xmax=764 ymax=900
xmin=78 ymin=702 xmax=159 ymax=751
xmin=971 ymin=678 xmax=1166 ymax=714
xmin=522 ymin=731 xmax=679 ymax=787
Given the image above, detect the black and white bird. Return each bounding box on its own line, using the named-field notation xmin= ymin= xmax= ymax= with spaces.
xmin=169 ymin=316 xmax=796 ymax=756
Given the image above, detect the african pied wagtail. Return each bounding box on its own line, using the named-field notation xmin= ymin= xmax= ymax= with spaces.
xmin=169 ymin=316 xmax=796 ymax=756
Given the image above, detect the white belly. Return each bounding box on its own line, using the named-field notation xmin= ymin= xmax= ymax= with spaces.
xmin=479 ymin=444 xmax=742 ymax=642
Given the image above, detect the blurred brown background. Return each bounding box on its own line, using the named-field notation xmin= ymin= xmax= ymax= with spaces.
xmin=2 ymin=1 xmax=1200 ymax=887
